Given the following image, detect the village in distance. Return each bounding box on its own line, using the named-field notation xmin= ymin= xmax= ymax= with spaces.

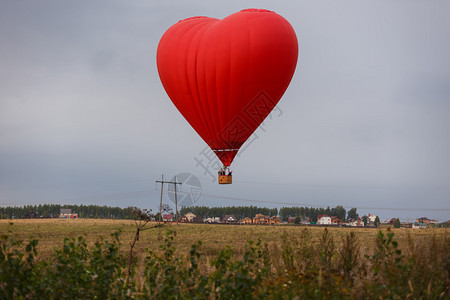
xmin=1 ymin=204 xmax=448 ymax=229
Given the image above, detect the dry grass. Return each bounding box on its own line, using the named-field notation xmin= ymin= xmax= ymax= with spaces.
xmin=1 ymin=219 xmax=449 ymax=298
xmin=1 ymin=219 xmax=448 ymax=262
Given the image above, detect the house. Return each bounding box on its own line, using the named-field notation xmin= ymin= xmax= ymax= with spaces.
xmin=204 ymin=217 xmax=221 ymax=223
xmin=412 ymin=222 xmax=427 ymax=229
xmin=416 ymin=217 xmax=438 ymax=225
xmin=366 ymin=214 xmax=377 ymax=226
xmin=269 ymin=216 xmax=280 ymax=225
xmin=386 ymin=218 xmax=397 ymax=225
xmin=178 ymin=212 xmax=197 ymax=223
xmin=349 ymin=218 xmax=362 ymax=227
xmin=60 ymin=208 xmax=71 ymax=216
xmin=301 ymin=217 xmax=311 ymax=225
xmin=222 ymin=215 xmax=238 ymax=224
xmin=287 ymin=216 xmax=310 ymax=225
xmin=401 ymin=222 xmax=412 ymax=228
xmin=180 ymin=215 xmax=190 ymax=223
xmin=287 ymin=217 xmax=296 ymax=224
xmin=317 ymin=215 xmax=331 ymax=225
xmin=253 ymin=214 xmax=270 ymax=225
xmin=162 ymin=214 xmax=174 ymax=221
xmin=192 ymin=216 xmax=203 ymax=223
xmin=184 ymin=212 xmax=196 ymax=222
xmin=25 ymin=212 xmax=39 ymax=219
xmin=330 ymin=216 xmax=341 ymax=225
xmin=242 ymin=217 xmax=253 ymax=225
xmin=59 ymin=209 xmax=78 ymax=219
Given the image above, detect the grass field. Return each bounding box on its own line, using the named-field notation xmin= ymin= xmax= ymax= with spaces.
xmin=1 ymin=218 xmax=448 ymax=260
xmin=1 ymin=219 xmax=449 ymax=299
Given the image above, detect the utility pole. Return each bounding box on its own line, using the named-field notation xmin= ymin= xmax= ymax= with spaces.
xmin=155 ymin=175 xmax=182 ymax=223
xmin=174 ymin=176 xmax=178 ymax=224
xmin=157 ymin=174 xmax=163 ymax=222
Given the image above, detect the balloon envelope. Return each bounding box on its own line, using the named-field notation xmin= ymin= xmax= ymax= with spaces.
xmin=157 ymin=9 xmax=298 ymax=166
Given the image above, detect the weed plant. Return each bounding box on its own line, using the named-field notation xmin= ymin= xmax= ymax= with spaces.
xmin=0 ymin=227 xmax=448 ymax=299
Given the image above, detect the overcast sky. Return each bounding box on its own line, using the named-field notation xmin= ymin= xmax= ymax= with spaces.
xmin=1 ymin=0 xmax=449 ymax=221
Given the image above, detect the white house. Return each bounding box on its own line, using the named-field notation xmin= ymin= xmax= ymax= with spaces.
xmin=412 ymin=222 xmax=427 ymax=229
xmin=184 ymin=212 xmax=196 ymax=222
xmin=317 ymin=215 xmax=331 ymax=225
xmin=300 ymin=216 xmax=311 ymax=225
xmin=350 ymin=218 xmax=362 ymax=227
xmin=368 ymin=214 xmax=377 ymax=223
xmin=204 ymin=217 xmax=221 ymax=223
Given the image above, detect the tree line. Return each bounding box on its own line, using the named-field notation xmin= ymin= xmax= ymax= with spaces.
xmin=279 ymin=206 xmax=359 ymax=222
xmin=0 ymin=204 xmax=135 ymax=219
xmin=179 ymin=206 xmax=278 ymax=220
xmin=180 ymin=205 xmax=359 ymax=222
xmin=1 ymin=204 xmax=360 ymax=222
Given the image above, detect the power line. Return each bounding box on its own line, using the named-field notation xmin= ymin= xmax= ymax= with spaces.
xmin=52 ymin=189 xmax=160 ymax=204
xmin=22 ymin=186 xmax=447 ymax=213
xmin=200 ymin=193 xmax=450 ymax=212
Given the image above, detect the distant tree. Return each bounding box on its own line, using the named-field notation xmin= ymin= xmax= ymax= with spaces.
xmin=269 ymin=208 xmax=278 ymax=217
xmin=279 ymin=207 xmax=289 ymax=221
xmin=159 ymin=204 xmax=173 ymax=214
xmin=374 ymin=216 xmax=380 ymax=227
xmin=393 ymin=218 xmax=401 ymax=228
xmin=311 ymin=209 xmax=318 ymax=223
xmin=331 ymin=205 xmax=346 ymax=220
xmin=294 ymin=216 xmax=301 ymax=224
xmin=362 ymin=215 xmax=368 ymax=226
xmin=347 ymin=208 xmax=358 ymax=220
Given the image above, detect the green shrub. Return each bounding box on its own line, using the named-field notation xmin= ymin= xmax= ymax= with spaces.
xmin=0 ymin=232 xmax=129 ymax=299
xmin=0 ymin=227 xmax=448 ymax=299
xmin=0 ymin=234 xmax=39 ymax=298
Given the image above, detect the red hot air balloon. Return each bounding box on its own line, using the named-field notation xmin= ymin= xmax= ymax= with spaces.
xmin=157 ymin=9 xmax=298 ymax=183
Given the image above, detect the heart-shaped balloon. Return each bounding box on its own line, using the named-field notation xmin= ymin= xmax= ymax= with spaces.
xmin=157 ymin=9 xmax=298 ymax=167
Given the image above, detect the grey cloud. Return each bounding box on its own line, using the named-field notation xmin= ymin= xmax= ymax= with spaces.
xmin=1 ymin=0 xmax=449 ymax=221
